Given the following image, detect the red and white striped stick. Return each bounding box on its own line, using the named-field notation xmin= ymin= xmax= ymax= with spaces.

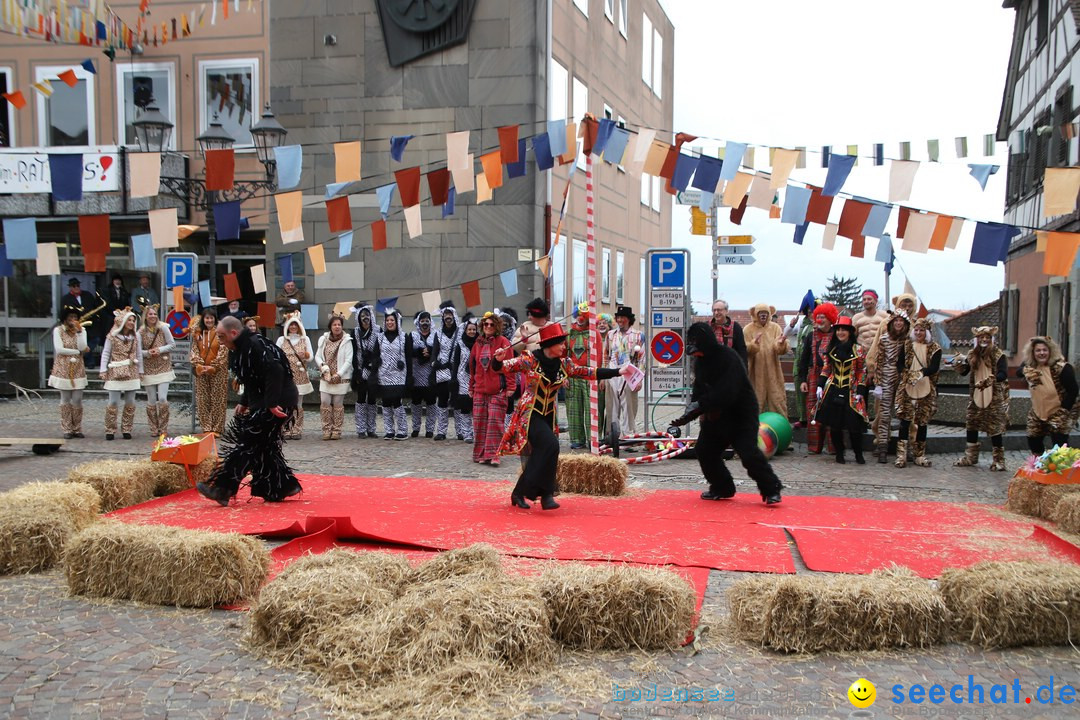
xmin=586 ymin=151 xmax=600 ymax=455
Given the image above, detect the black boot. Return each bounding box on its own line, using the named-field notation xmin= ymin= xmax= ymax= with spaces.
xmin=701 ymin=486 xmax=736 ymax=500
xmin=851 ymin=431 xmax=866 ymax=465
xmin=510 ymin=493 xmax=531 ymax=509
xmin=831 ymin=428 xmax=846 ymax=464
xmin=540 ymin=495 xmax=560 ymax=510
xmin=196 ymin=482 xmax=231 ymax=508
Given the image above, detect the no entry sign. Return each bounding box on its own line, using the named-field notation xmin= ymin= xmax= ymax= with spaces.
xmin=651 ymin=330 xmax=684 ymax=365
xmin=166 ymin=309 xmax=191 ymax=339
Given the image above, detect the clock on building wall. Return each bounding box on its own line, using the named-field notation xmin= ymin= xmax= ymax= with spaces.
xmin=375 ymin=0 xmax=476 ymax=67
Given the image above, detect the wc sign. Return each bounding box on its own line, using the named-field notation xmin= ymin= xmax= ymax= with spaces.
xmin=650 ymin=252 xmax=685 ymax=288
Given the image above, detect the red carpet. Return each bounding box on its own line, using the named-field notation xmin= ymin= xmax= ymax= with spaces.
xmin=108 ymin=474 xmax=1080 ymax=578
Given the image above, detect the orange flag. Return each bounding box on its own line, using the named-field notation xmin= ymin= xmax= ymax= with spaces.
xmin=461 ymin=280 xmax=481 ymax=308
xmin=224 ymin=273 xmax=241 ymax=301
xmin=57 ymin=69 xmax=79 ymax=87
xmin=326 ymin=196 xmax=352 ymax=233
xmin=257 ymin=302 xmax=276 ymax=328
xmin=371 ymin=220 xmax=387 ymax=251
xmin=928 ymin=215 xmax=953 ymax=252
xmin=479 ymin=150 xmax=504 ymax=191
xmin=2 ymin=91 xmax=27 ymax=109
xmin=1042 ymin=232 xmax=1080 ymax=276
xmin=204 ymin=149 xmax=235 ymax=191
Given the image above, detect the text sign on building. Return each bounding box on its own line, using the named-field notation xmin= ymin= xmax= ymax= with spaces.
xmin=650 ymin=366 xmax=684 ymax=393
xmin=650 ymin=289 xmax=684 ymax=308
xmin=650 ymin=252 xmax=686 ymax=288
xmin=651 ymin=309 xmax=684 ymax=329
xmin=0 ymin=150 xmax=120 ymax=194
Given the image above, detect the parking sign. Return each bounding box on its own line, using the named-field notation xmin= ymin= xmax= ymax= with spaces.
xmin=650 ymin=252 xmax=685 ymax=288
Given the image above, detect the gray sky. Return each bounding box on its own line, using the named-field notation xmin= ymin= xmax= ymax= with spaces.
xmin=660 ymin=0 xmax=1015 ymax=313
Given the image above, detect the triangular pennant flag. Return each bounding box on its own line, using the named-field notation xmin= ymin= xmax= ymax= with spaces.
xmin=32 ymin=80 xmax=54 ymax=97
xmin=536 ymin=254 xmax=551 ymax=277
xmin=1 ymin=91 xmax=27 ymax=109
xmin=389 ymin=134 xmax=414 ymax=162
xmin=967 ymin=163 xmax=999 ymax=191
xmin=57 ymin=69 xmax=78 ymax=87
xmin=81 ymin=59 xmax=97 ymax=74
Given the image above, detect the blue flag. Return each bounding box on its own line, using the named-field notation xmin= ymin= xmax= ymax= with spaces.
xmin=213 ymin=201 xmax=242 ymax=241
xmin=968 ymin=163 xmax=1000 ymax=191
xmin=390 ymin=135 xmax=414 ymax=162
xmin=376 ymin=183 xmax=397 ymax=218
xmin=273 ymin=145 xmax=303 ymax=190
xmin=442 ymin=187 xmax=456 ymax=218
xmin=2 ymin=218 xmax=38 ymax=259
xmin=822 ymin=154 xmax=856 ymax=197
xmin=532 ymin=134 xmax=554 ymax=171
xmin=671 ymin=154 xmax=699 ymax=192
xmin=338 ymin=230 xmax=354 ymax=258
xmin=0 ymin=245 xmax=13 ymax=278
xmin=499 ymin=268 xmax=518 ymax=297
xmin=691 ymin=156 xmax=723 ymax=193
xmin=719 ymin=142 xmax=747 ymax=181
xmin=547 ymin=119 xmax=567 ymax=156
xmin=970 ymin=222 xmax=1019 ymax=266
xmin=507 ymin=139 xmax=528 ymax=178
xmin=278 ymin=254 xmax=294 ymax=283
xmin=49 ymin=154 xmax=83 ymax=201
xmin=781 ymin=186 xmax=812 ymax=225
xmin=376 ymin=297 xmax=398 ymax=314
xmin=593 ymin=118 xmax=616 ymax=157
xmin=132 ymin=233 xmax=155 ymax=269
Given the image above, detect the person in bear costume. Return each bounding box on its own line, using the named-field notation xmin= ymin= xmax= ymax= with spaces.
xmin=673 ymin=322 xmax=783 ymax=504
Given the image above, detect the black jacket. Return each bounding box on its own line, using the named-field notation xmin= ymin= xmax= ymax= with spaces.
xmin=231 ymin=329 xmax=298 ymax=411
xmin=687 ymin=322 xmax=759 ymax=418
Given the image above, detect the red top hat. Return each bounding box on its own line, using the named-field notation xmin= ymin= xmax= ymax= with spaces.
xmin=538 ymin=323 xmax=568 ymax=348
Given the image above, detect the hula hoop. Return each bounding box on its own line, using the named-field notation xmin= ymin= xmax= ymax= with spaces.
xmin=599 ymin=430 xmax=695 ymax=464
xmin=649 ymin=386 xmax=694 ymax=432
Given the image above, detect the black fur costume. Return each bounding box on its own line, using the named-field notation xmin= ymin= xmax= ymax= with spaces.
xmin=205 ymin=329 xmax=301 ymax=502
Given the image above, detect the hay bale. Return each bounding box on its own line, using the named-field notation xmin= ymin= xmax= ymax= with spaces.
xmin=150 ymin=457 xmax=219 ymax=497
xmin=313 ymin=575 xmax=555 ymax=684
xmin=249 ymin=549 xmax=410 ymax=658
xmin=0 ymin=482 xmax=101 ymax=575
xmin=407 ymin=543 xmax=504 ymax=586
xmin=538 ymin=564 xmax=696 ymax=650
xmin=1052 ymin=494 xmax=1080 ymax=535
xmin=1005 ymin=475 xmax=1044 ymax=517
xmin=1005 ymin=476 xmax=1080 ymax=519
xmin=65 ymin=521 xmax=269 ymax=607
xmin=727 ymin=568 xmax=948 ymax=653
xmin=66 ymin=459 xmax=159 ymax=512
xmin=556 ymin=454 xmax=628 ymax=496
xmin=940 ymin=561 xmax=1080 ymax=648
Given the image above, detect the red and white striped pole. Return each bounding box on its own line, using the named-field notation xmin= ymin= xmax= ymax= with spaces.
xmin=586 ymin=152 xmax=600 ymax=454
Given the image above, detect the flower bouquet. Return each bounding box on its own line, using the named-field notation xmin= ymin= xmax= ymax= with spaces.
xmin=151 ymin=433 xmax=217 ymax=465
xmin=1017 ymin=444 xmax=1080 ymax=484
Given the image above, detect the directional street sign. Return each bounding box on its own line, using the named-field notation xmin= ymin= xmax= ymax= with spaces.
xmin=690 ymin=206 xmax=710 ymax=236
xmin=717 ymin=255 xmax=756 ymax=266
xmin=651 ymin=309 xmax=684 ymax=328
xmin=716 ymin=246 xmax=755 ymax=255
xmin=718 ymin=235 xmax=754 ymax=245
xmin=650 ymin=330 xmax=684 ymax=365
xmin=676 ymin=189 xmax=702 ymax=206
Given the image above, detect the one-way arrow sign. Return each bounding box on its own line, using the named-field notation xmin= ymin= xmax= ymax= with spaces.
xmin=716 ymin=246 xmax=755 ymax=255
xmin=717 ymin=255 xmax=756 ymax=266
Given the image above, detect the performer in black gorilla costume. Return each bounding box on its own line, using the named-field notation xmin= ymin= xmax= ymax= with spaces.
xmin=674 ymin=322 xmax=783 ymax=504
xmin=197 ymin=316 xmax=302 ymax=506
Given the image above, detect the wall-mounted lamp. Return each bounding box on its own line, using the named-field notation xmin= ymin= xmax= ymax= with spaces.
xmin=324 ymin=34 xmax=337 ymax=46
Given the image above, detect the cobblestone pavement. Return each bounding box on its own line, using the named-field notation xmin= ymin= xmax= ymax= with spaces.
xmin=1 ymin=397 xmax=1078 ymax=719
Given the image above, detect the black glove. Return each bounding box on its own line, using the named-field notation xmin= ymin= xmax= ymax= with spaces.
xmin=671 ymin=402 xmax=702 ymax=427
xmin=432 ymin=360 xmax=446 ymax=371
xmin=397 ymin=360 xmax=405 ymax=371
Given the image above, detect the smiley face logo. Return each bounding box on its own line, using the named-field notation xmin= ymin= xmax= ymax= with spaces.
xmin=847 ymin=678 xmax=876 ymax=708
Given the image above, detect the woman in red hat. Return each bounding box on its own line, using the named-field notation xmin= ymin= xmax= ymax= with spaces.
xmin=493 ymin=322 xmax=622 ymax=510
xmin=813 ymin=316 xmax=869 ymax=464
xmin=798 ymin=302 xmax=839 ymax=454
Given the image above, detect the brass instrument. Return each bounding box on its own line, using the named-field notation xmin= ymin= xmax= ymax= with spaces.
xmin=79 ymin=293 xmax=108 ymax=328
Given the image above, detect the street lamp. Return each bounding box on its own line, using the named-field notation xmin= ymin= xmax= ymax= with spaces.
xmin=134 ymin=101 xmax=287 ymax=298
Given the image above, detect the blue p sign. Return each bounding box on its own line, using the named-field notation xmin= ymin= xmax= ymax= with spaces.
xmin=164 ymin=255 xmax=194 ymax=289
xmin=650 ymin=252 xmax=685 ymax=288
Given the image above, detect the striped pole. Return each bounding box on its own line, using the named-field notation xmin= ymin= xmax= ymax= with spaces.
xmin=586 ymin=152 xmax=600 ymax=454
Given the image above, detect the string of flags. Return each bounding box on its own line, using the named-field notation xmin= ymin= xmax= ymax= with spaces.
xmin=4 ymin=111 xmax=1080 ymax=314
xmin=1 ymin=58 xmax=96 ymax=108
xmin=0 ymin=0 xmax=258 ymax=59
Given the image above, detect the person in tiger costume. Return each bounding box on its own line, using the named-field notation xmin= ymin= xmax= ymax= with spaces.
xmin=99 ymin=308 xmax=143 ymax=440
xmin=1017 ymin=335 xmax=1078 ymax=456
xmin=894 ymin=317 xmax=941 ymax=468
xmin=953 ymin=326 xmax=1010 ymax=471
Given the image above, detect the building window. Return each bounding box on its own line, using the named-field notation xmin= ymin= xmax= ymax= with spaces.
xmin=1039 ymin=281 xmax=1072 ymax=356
xmin=550 ymin=58 xmax=568 ymax=121
xmin=1036 ymin=0 xmax=1049 ymax=47
xmin=551 ymin=235 xmax=567 ymax=320
xmin=601 ymin=247 xmax=611 ymax=302
xmin=615 ymin=250 xmax=625 ymax=304
xmin=1006 ymin=136 xmax=1026 ymax=203
xmin=1051 ymin=85 xmax=1073 ymax=168
xmin=618 ymin=0 xmax=628 ymax=37
xmin=572 ymin=76 xmax=588 ymax=169
xmin=1029 ymin=110 xmax=1052 ymax=191
xmin=651 ymin=175 xmax=661 ymax=212
xmin=199 ymin=58 xmax=258 ymax=146
xmin=116 ymin=62 xmax=176 ymax=149
xmin=652 ymin=28 xmax=663 ymax=99
xmin=35 ymin=65 xmax=95 ymax=147
xmin=641 ymin=174 xmax=650 ymax=206
xmin=572 ymin=0 xmax=588 ymax=18
xmin=642 ymin=14 xmax=653 ymax=88
xmin=617 ymin=116 xmax=626 ymax=172
xmin=1000 ymin=288 xmax=1020 ymax=354
xmin=604 ymin=0 xmax=613 ymax=22
xmin=572 ymin=238 xmax=587 ymax=308
xmin=0 ymin=67 xmax=14 ymax=147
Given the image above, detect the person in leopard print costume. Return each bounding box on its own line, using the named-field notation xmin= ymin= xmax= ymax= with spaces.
xmin=1017 ymin=335 xmax=1078 ymax=456
xmin=953 ymin=326 xmax=1010 ymax=471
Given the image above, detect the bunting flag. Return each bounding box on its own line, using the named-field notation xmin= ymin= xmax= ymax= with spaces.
xmin=497 ymin=125 xmax=520 ymax=163
xmin=461 ymin=280 xmax=481 ymax=308
xmin=1043 ymin=167 xmax=1080 ymax=217
xmin=390 ymin=135 xmax=414 ymax=162
xmin=394 ymin=167 xmax=422 ymax=207
xmin=1 ymin=91 xmax=26 ymax=109
xmin=224 ymin=272 xmax=241 ymax=301
xmin=251 ymin=264 xmax=267 ymax=294
xmin=371 ymin=219 xmax=387 ymax=251
xmin=822 ymin=154 xmax=856 ymax=197
xmin=326 ymin=196 xmax=352 ymax=234
xmin=889 ymin=160 xmax=919 ymax=202
xmin=1042 ymin=232 xmax=1080 ymax=276
xmin=204 ymin=148 xmax=235 ymax=191
xmin=278 ymin=254 xmax=294 ymax=283
xmin=967 ymin=163 xmax=999 ymax=191
xmin=274 ymin=191 xmax=304 ymax=245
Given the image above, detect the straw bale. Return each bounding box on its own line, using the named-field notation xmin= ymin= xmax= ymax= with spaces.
xmin=248 ymin=549 xmax=410 ymax=657
xmin=538 ymin=564 xmax=696 ymax=650
xmin=0 ymin=482 xmax=101 ymax=574
xmin=556 ymin=454 xmax=628 ymax=496
xmin=407 ymin=543 xmax=504 ymax=586
xmin=1005 ymin=476 xmax=1080 ymax=519
xmin=150 ymin=457 xmax=219 ymax=497
xmin=1051 ymin=494 xmax=1080 ymax=535
xmin=939 ymin=561 xmax=1080 ymax=648
xmin=727 ymin=568 xmax=948 ymax=653
xmin=64 ymin=521 xmax=269 ymax=607
xmin=66 ymin=459 xmax=159 ymax=512
xmin=315 ymin=575 xmax=555 ymax=684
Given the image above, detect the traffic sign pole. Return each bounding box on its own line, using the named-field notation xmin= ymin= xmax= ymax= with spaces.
xmin=646 ymin=249 xmax=691 ymax=428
